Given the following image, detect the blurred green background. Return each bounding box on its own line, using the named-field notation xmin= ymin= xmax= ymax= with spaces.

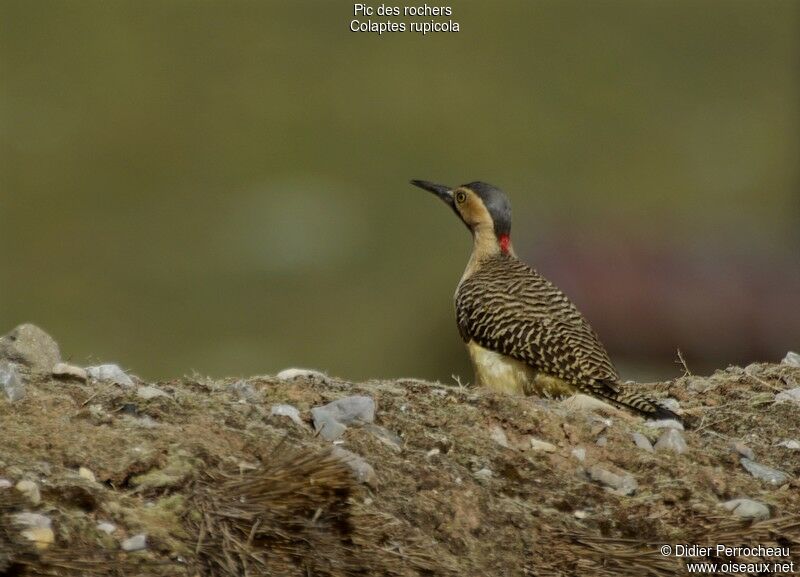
xmin=2 ymin=0 xmax=798 ymax=384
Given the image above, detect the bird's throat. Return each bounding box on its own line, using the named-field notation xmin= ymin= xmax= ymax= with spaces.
xmin=498 ymin=234 xmax=511 ymax=254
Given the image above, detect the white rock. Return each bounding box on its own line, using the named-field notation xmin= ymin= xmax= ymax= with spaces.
xmin=136 ymin=385 xmax=168 ymax=400
xmin=782 ymin=351 xmax=800 ymax=367
xmin=331 ymin=447 xmax=375 ymax=485
xmin=311 ymin=413 xmax=347 ymax=440
xmin=595 ymin=436 xmax=608 ymax=447
xmin=777 ymin=439 xmax=800 ymax=450
xmin=364 ymin=424 xmax=404 ymax=452
xmin=86 ymin=364 xmax=134 ymax=387
xmin=0 ymin=324 xmax=60 ymax=372
xmin=489 ymin=425 xmax=510 ymax=448
xmin=130 ymin=415 xmax=159 ymax=429
xmin=12 ymin=512 xmax=51 ymax=529
xmin=740 ymin=458 xmax=790 ymax=486
xmin=270 ymin=404 xmax=304 ymax=426
xmin=15 ymin=480 xmax=41 ymax=504
xmin=52 ymin=363 xmax=88 ymax=381
xmin=687 ymin=377 xmax=712 ymax=393
xmin=78 ymin=467 xmax=96 ymax=482
xmin=473 ymin=467 xmax=493 ymax=480
xmin=774 ymin=387 xmax=800 ymax=405
xmin=96 ymin=522 xmax=117 ymax=534
xmin=0 ymin=478 xmax=12 ymax=489
xmin=0 ymin=362 xmax=24 ymax=403
xmin=426 ymin=448 xmax=440 ymax=458
xmin=588 ymin=466 xmax=637 ymax=496
xmin=12 ymin=512 xmax=53 ymax=549
xmin=722 ymin=498 xmax=770 ymax=521
xmin=121 ymin=533 xmax=147 ymax=552
xmin=645 ymin=419 xmax=684 ymax=431
xmin=529 ymin=438 xmax=557 ymax=453
xmin=311 ymin=396 xmax=375 ymax=441
xmin=573 ymin=510 xmax=589 ymax=519
xmin=276 ymin=368 xmax=329 ymax=382
xmin=661 ymin=398 xmax=681 ymax=412
xmin=631 ymin=432 xmax=654 ymax=452
xmin=228 ymin=380 xmax=261 ymax=401
xmin=654 ymin=429 xmax=688 ymax=454
xmin=323 ymin=396 xmax=375 ymax=424
xmin=571 ymin=448 xmax=586 ymax=462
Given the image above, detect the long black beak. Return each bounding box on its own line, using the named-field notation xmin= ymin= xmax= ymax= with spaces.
xmin=410 ymin=179 xmax=454 ymax=208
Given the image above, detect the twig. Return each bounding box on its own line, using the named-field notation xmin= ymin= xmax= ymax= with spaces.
xmin=676 ymin=349 xmax=691 ymax=376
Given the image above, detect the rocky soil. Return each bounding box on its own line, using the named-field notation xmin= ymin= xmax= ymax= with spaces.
xmin=1 ymin=324 xmax=799 ymax=576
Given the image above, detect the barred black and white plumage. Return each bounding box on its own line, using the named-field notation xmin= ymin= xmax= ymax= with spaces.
xmin=411 ymin=178 xmax=680 ymax=421
xmin=456 ymin=253 xmax=676 ymax=419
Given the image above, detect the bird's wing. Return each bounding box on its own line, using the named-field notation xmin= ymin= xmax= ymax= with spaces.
xmin=455 ymin=255 xmax=621 ymax=396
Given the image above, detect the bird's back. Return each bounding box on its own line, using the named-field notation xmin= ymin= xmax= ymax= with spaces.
xmin=455 ymin=253 xmax=621 ymax=393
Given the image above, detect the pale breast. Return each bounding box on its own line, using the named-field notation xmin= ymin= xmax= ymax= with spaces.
xmin=466 ymin=340 xmax=577 ymax=398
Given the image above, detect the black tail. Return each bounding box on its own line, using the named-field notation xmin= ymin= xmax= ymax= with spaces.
xmin=599 ymin=386 xmax=682 ymax=422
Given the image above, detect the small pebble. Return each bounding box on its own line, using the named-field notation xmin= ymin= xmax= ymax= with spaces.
xmin=325 ymin=396 xmax=376 ymax=424
xmin=0 ymin=361 xmax=24 ymax=403
xmin=365 ymin=424 xmax=404 ymax=452
xmin=86 ymin=364 xmax=134 ymax=387
xmin=645 ymin=419 xmax=684 ymax=431
xmin=654 ymin=429 xmax=688 ymax=454
xmin=631 ymin=432 xmax=654 ymax=452
xmin=331 ymin=447 xmax=376 ymax=485
xmin=588 ymin=465 xmax=638 ymax=496
xmin=15 ymin=480 xmax=41 ymax=504
xmin=489 ymin=425 xmax=510 ymax=448
xmin=774 ymin=387 xmax=800 ymax=405
xmin=276 ymin=368 xmax=329 ymax=382
xmin=311 ymin=415 xmax=347 ymax=441
xmin=732 ymin=442 xmax=755 ymax=460
xmin=595 ymin=436 xmax=608 ymax=447
xmin=228 ymin=380 xmax=261 ymax=402
xmin=0 ymin=478 xmax=12 ymax=489
xmin=311 ymin=396 xmax=375 ymax=440
xmin=473 ymin=467 xmax=493 ymax=480
xmin=573 ymin=510 xmax=589 ymax=519
xmin=781 ymin=351 xmax=800 ymax=367
xmin=740 ymin=458 xmax=790 ymax=486
xmin=571 ymin=448 xmax=586 ymax=462
xmin=78 ymin=467 xmax=96 ymax=482
xmin=661 ymin=398 xmax=681 ymax=412
xmin=52 ymin=363 xmax=88 ymax=381
xmin=136 ymin=385 xmax=168 ymax=400
xmin=130 ymin=415 xmax=158 ymax=429
xmin=687 ymin=377 xmax=712 ymax=393
xmin=12 ymin=512 xmax=51 ymax=529
xmin=426 ymin=448 xmax=440 ymax=458
xmin=270 ymin=404 xmax=304 ymax=426
xmin=529 ymin=438 xmax=557 ymax=453
xmin=777 ymin=439 xmax=800 ymax=450
xmin=12 ymin=513 xmax=53 ymax=550
xmin=121 ymin=533 xmax=147 ymax=552
xmin=96 ymin=522 xmax=116 ymax=534
xmin=0 ymin=324 xmax=61 ymax=372
xmin=722 ymin=498 xmax=770 ymax=521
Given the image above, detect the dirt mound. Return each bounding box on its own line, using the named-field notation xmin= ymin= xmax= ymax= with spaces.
xmin=1 ymin=349 xmax=799 ymax=575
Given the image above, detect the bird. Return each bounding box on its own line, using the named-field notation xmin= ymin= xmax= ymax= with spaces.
xmin=411 ymin=179 xmax=679 ymax=420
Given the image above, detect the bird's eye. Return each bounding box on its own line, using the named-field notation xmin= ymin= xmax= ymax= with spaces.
xmin=455 ymin=191 xmax=467 ymax=204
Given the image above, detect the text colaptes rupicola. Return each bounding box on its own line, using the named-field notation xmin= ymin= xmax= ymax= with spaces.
xmin=412 ymin=179 xmax=679 ymax=420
